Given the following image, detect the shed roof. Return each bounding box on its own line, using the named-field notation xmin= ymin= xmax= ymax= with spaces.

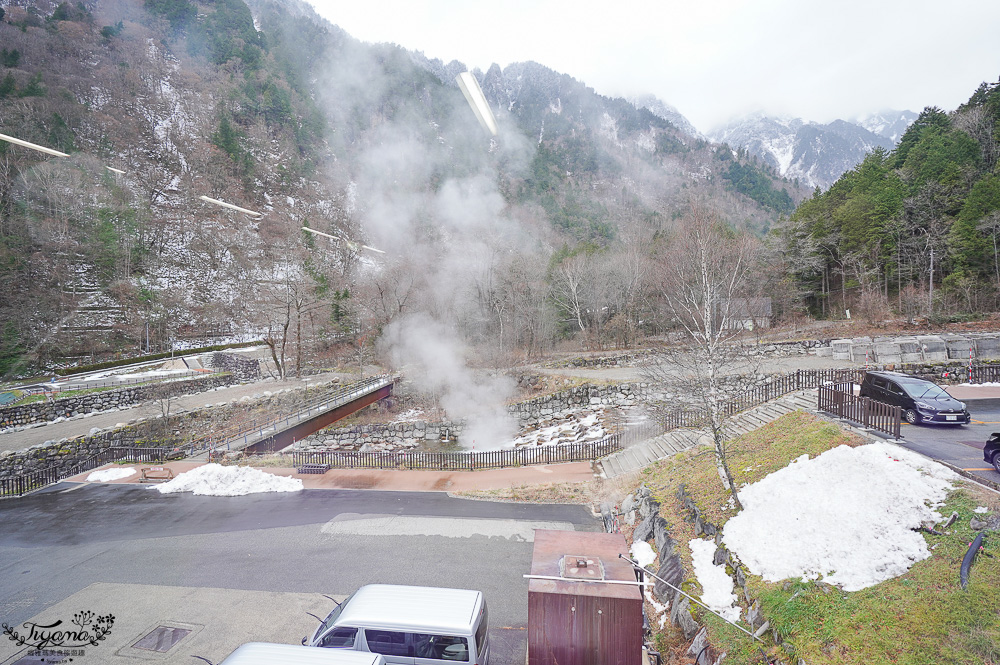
xmin=529 ymin=530 xmax=641 ymax=600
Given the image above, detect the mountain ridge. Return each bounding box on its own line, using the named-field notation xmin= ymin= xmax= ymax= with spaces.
xmin=707 ymin=110 xmax=917 ymax=190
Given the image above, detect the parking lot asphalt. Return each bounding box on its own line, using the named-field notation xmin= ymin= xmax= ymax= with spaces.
xmin=0 ymin=483 xmax=600 ymax=665
xmin=894 ymin=387 xmax=1000 ymax=488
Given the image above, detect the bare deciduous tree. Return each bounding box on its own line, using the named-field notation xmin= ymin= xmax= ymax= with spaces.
xmin=644 ymin=205 xmax=765 ymax=511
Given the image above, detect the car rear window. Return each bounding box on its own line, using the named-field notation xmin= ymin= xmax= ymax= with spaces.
xmin=412 ymin=633 xmax=469 ymax=662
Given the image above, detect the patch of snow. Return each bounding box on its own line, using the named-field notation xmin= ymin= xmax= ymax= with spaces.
xmin=510 ymin=409 xmax=606 ymax=448
xmin=599 ymin=112 xmax=621 ymax=146
xmin=631 ymin=541 xmax=657 ymax=568
xmin=974 ymin=506 xmax=989 ymax=514
xmin=87 ymin=467 xmax=137 ymax=482
xmin=345 ymin=181 xmax=358 ymax=214
xmin=635 ymin=131 xmax=655 ymax=153
xmin=723 ymin=443 xmax=957 ymax=592
xmin=154 ymin=463 xmax=303 ymax=496
xmin=393 ymin=409 xmax=425 ymax=423
xmin=689 ymin=538 xmax=741 ymax=622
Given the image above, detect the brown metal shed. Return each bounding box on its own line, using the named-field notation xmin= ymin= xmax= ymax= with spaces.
xmin=527 ymin=529 xmax=643 ymax=665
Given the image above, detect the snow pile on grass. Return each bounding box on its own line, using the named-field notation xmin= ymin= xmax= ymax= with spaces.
xmin=723 ymin=443 xmax=957 ymax=592
xmin=631 ymin=540 xmax=657 ymax=568
xmin=689 ymin=538 xmax=741 ymax=621
xmin=154 ymin=463 xmax=303 ymax=496
xmin=87 ymin=467 xmax=137 ymax=482
xmin=631 ymin=541 xmax=668 ymax=626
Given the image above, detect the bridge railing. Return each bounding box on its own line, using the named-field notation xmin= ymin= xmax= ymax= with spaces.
xmin=184 ymin=375 xmax=393 ymax=455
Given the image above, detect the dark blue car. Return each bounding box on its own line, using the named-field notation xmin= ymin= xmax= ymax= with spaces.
xmin=985 ymin=433 xmax=1000 ymax=474
xmin=859 ymin=371 xmax=971 ymax=426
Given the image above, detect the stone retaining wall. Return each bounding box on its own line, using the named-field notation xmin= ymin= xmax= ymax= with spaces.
xmin=619 ymin=485 xmax=801 ymax=665
xmin=0 ymin=373 xmax=236 ymax=430
xmin=0 ymin=427 xmax=149 ymax=480
xmin=296 ymin=420 xmax=465 ymax=452
xmin=548 ymin=332 xmax=1000 ymax=367
xmin=210 ymin=352 xmax=261 ymax=382
xmin=297 ymin=383 xmax=658 ymax=450
xmin=509 ymin=383 xmax=661 ymax=421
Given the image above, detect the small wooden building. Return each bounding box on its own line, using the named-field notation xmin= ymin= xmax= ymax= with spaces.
xmin=527 ymin=530 xmax=643 ymax=665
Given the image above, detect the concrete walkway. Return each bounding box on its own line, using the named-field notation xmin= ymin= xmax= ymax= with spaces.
xmin=0 ymin=371 xmax=356 ymax=454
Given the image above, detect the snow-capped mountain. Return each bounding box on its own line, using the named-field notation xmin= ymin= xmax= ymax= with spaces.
xmin=708 ymin=112 xmax=915 ymax=190
xmin=628 ymin=94 xmax=703 ymax=139
xmin=853 ymin=109 xmax=919 ymax=144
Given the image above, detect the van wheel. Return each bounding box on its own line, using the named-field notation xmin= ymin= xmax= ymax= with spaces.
xmin=992 ymin=452 xmax=1000 ymax=475
xmin=903 ymin=409 xmax=918 ymax=425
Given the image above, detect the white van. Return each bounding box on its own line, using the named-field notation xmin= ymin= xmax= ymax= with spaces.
xmin=304 ymin=585 xmax=489 ymax=665
xmin=220 ymin=642 xmax=386 ymax=665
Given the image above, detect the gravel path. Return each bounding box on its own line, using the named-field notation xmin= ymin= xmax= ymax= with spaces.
xmin=531 ymin=353 xmax=863 ymax=383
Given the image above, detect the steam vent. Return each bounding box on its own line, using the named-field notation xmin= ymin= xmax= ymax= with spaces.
xmin=527 ymin=530 xmax=643 ymax=665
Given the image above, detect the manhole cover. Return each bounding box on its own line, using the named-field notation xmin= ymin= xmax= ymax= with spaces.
xmin=132 ymin=626 xmax=191 ymax=653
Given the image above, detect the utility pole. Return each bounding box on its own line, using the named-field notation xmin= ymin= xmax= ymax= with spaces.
xmin=929 ymin=247 xmax=934 ymax=310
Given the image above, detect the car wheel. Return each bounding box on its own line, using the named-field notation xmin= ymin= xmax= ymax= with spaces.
xmin=992 ymin=452 xmax=1000 ymax=475
xmin=903 ymin=409 xmax=919 ymax=425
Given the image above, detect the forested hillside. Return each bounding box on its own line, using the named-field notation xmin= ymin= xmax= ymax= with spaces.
xmin=0 ymin=0 xmax=805 ymax=376
xmin=781 ymin=80 xmax=1000 ymax=322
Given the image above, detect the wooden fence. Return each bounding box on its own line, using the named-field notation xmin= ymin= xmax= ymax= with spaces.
xmin=658 ymin=368 xmax=867 ymax=430
xmin=0 ymin=446 xmax=171 ymax=498
xmin=817 ymin=384 xmax=902 ymax=439
xmin=970 ymin=365 xmax=1000 ymax=384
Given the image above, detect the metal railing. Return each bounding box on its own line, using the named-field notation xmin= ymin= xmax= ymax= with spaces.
xmin=285 ymin=436 xmax=623 ymax=471
xmin=185 ymin=375 xmax=394 ymax=456
xmin=0 ymin=446 xmax=171 ymax=498
xmin=817 ymin=384 xmax=901 ymax=439
xmin=657 ymin=368 xmax=867 ymax=432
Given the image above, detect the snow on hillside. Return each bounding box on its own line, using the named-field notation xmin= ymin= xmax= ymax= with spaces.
xmin=722 ymin=443 xmax=957 ymax=592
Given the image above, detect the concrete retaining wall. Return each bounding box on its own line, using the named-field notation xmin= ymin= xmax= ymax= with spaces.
xmin=829 ymin=333 xmax=1000 ymax=364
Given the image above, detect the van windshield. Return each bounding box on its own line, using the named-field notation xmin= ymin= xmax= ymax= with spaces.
xmin=314 ymin=592 xmax=355 ymax=641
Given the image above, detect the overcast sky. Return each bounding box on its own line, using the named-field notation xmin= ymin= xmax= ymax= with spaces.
xmin=304 ymin=0 xmax=1000 ymax=135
